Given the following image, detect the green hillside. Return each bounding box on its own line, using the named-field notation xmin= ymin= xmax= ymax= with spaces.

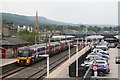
xmin=1 ymin=13 xmax=73 ymax=26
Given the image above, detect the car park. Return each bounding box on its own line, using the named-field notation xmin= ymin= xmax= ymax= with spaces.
xmin=82 ymin=41 xmax=111 ymax=76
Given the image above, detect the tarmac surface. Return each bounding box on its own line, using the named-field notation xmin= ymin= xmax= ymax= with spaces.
xmin=94 ymin=48 xmax=119 ymax=79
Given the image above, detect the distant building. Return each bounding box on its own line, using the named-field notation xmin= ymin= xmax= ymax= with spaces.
xmin=1 ymin=20 xmax=29 ymax=58
xmin=0 ymin=37 xmax=29 ymax=58
xmin=2 ymin=20 xmax=17 ymax=37
xmin=17 ymin=25 xmax=33 ymax=32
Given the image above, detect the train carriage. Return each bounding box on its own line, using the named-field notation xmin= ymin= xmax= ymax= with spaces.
xmin=17 ymin=44 xmax=46 ymax=65
xmin=17 ymin=38 xmax=75 ymax=65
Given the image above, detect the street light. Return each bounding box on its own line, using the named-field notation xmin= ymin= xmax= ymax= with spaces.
xmin=67 ymin=42 xmax=71 ymax=78
xmin=35 ymin=35 xmax=37 ymax=44
xmin=73 ymin=38 xmax=79 ymax=78
xmin=39 ymin=54 xmax=49 ymax=78
xmin=38 ymin=32 xmax=40 ymax=44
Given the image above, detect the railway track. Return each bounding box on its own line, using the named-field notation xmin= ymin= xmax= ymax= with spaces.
xmin=1 ymin=67 xmax=25 ymax=79
xmin=2 ymin=45 xmax=84 ymax=80
xmin=23 ymin=46 xmax=83 ymax=79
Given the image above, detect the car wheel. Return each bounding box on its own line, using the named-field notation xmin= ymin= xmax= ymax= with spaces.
xmin=108 ymin=69 xmax=110 ymax=72
xmin=99 ymin=71 xmax=104 ymax=76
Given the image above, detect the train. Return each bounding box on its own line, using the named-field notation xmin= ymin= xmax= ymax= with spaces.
xmin=17 ymin=40 xmax=75 ymax=65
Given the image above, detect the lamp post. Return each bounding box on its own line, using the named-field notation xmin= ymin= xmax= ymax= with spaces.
xmin=38 ymin=32 xmax=40 ymax=44
xmin=73 ymin=38 xmax=79 ymax=78
xmin=68 ymin=42 xmax=71 ymax=61
xmin=76 ymin=38 xmax=78 ymax=78
xmin=35 ymin=35 xmax=37 ymax=44
xmin=39 ymin=54 xmax=49 ymax=78
xmin=67 ymin=42 xmax=71 ymax=78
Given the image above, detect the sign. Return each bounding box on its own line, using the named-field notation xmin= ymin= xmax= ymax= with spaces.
xmin=92 ymin=60 xmax=98 ymax=71
xmin=92 ymin=66 xmax=98 ymax=71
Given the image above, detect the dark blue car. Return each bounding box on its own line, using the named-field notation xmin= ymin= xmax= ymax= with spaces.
xmin=91 ymin=65 xmax=110 ymax=76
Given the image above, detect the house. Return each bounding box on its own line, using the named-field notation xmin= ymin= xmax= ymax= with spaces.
xmin=2 ymin=20 xmax=17 ymax=37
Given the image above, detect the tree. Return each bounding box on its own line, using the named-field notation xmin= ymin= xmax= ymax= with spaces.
xmin=17 ymin=30 xmax=37 ymax=44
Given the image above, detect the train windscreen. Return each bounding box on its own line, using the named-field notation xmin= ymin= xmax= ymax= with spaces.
xmin=18 ymin=50 xmax=30 ymax=57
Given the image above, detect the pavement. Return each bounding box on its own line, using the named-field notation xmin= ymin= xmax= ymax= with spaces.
xmin=0 ymin=58 xmax=17 ymax=67
xmin=46 ymin=46 xmax=90 ymax=78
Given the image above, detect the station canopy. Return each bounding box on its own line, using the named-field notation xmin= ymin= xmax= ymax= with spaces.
xmin=114 ymin=35 xmax=119 ymax=39
xmin=52 ymin=35 xmax=75 ymax=39
xmin=86 ymin=35 xmax=104 ymax=39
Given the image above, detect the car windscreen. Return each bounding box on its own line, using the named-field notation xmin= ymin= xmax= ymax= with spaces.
xmin=97 ymin=62 xmax=105 ymax=64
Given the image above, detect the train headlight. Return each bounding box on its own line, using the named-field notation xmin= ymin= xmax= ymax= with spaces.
xmin=26 ymin=57 xmax=31 ymax=64
xmin=26 ymin=59 xmax=30 ymax=63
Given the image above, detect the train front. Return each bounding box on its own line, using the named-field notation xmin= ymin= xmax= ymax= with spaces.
xmin=17 ymin=47 xmax=32 ymax=65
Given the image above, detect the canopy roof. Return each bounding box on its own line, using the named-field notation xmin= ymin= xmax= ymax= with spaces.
xmin=52 ymin=35 xmax=75 ymax=39
xmin=86 ymin=35 xmax=104 ymax=39
xmin=1 ymin=37 xmax=29 ymax=46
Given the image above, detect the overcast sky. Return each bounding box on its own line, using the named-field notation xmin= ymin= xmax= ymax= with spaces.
xmin=1 ymin=0 xmax=119 ymax=25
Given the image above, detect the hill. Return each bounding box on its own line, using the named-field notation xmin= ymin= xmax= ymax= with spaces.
xmin=1 ymin=13 xmax=73 ymax=26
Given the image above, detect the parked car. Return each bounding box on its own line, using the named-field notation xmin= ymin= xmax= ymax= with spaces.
xmin=81 ymin=60 xmax=110 ymax=76
xmin=91 ymin=65 xmax=110 ymax=76
xmin=96 ymin=45 xmax=108 ymax=51
xmin=99 ymin=51 xmax=109 ymax=55
xmin=84 ymin=60 xmax=109 ymax=67
xmin=115 ymin=56 xmax=120 ymax=64
xmin=89 ymin=52 xmax=109 ymax=59
xmin=117 ymin=44 xmax=120 ymax=49
xmin=109 ymin=43 xmax=117 ymax=48
xmin=86 ymin=55 xmax=108 ymax=61
xmin=92 ymin=49 xmax=108 ymax=54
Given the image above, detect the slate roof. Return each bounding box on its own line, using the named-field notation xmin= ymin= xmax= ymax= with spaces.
xmin=0 ymin=37 xmax=29 ymax=46
xmin=66 ymin=30 xmax=118 ymax=35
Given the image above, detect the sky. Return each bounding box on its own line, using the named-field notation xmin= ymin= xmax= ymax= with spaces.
xmin=1 ymin=0 xmax=120 ymax=25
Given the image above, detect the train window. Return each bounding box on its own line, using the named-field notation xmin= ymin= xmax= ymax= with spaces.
xmin=18 ymin=50 xmax=30 ymax=57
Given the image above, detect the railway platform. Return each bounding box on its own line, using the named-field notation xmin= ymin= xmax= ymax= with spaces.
xmin=0 ymin=58 xmax=17 ymax=67
xmin=46 ymin=45 xmax=90 ymax=78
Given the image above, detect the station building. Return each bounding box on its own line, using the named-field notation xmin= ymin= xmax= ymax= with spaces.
xmin=0 ymin=20 xmax=29 ymax=58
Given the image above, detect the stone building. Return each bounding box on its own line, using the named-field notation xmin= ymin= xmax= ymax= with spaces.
xmin=2 ymin=20 xmax=17 ymax=37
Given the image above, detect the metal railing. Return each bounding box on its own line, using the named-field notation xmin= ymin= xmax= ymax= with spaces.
xmin=83 ymin=66 xmax=92 ymax=80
